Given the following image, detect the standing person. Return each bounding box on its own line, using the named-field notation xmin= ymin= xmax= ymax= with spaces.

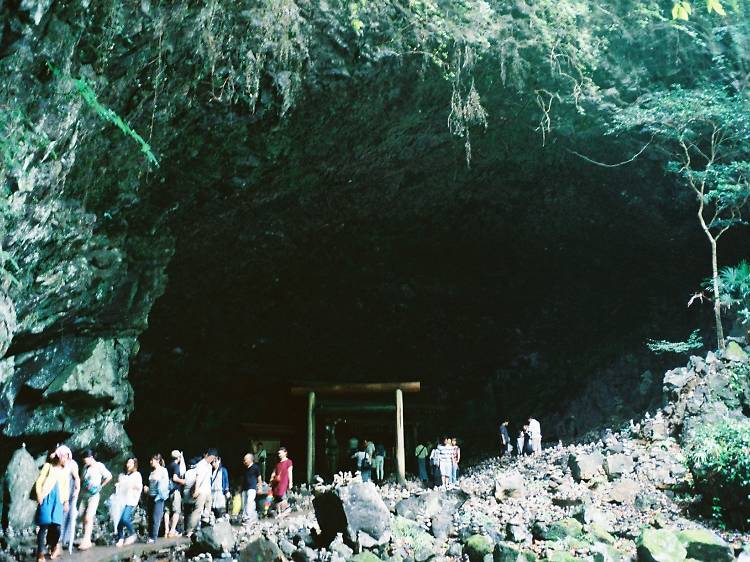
xmin=77 ymin=450 xmax=113 ymax=550
xmin=165 ymin=450 xmax=186 ymax=538
xmin=34 ymin=446 xmax=71 ymax=562
xmin=351 ymin=444 xmax=372 ymax=482
xmin=414 ymin=442 xmax=429 ymax=484
xmin=324 ymin=427 xmax=339 ymax=478
xmin=451 ymin=437 xmax=461 ymax=483
xmin=186 ymin=449 xmax=216 ymax=537
xmin=373 ymin=442 xmax=386 ymax=483
xmin=428 ymin=442 xmax=441 ymax=488
xmin=255 ymin=443 xmax=268 ymax=482
xmin=499 ymin=420 xmax=511 ymax=459
xmin=241 ymin=453 xmax=261 ymax=524
xmin=528 ymin=417 xmax=542 ymax=455
xmin=437 ymin=437 xmax=454 ymax=488
xmin=143 ymin=454 xmax=170 ymax=544
xmin=115 ymin=458 xmax=143 ymax=547
xmin=270 ymin=447 xmax=293 ymax=514
xmin=364 ymin=439 xmax=375 ymax=462
xmin=210 ymin=457 xmax=230 ymax=517
xmin=58 ymin=446 xmax=80 ymax=552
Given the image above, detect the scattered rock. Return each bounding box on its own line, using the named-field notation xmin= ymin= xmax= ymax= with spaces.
xmin=636 ymin=528 xmax=687 ymax=562
xmin=607 ymin=479 xmax=639 ymax=504
xmin=464 ymin=534 xmax=493 ymax=562
xmin=604 ymin=454 xmax=634 ymax=480
xmin=724 ymin=341 xmax=749 ymax=363
xmin=676 ymin=528 xmax=734 ymax=562
xmin=569 ymin=453 xmax=604 ymax=482
xmin=239 ymin=537 xmax=288 ymax=562
xmin=494 ymin=471 xmax=526 ymax=500
xmin=193 ymin=518 xmax=236 ymax=555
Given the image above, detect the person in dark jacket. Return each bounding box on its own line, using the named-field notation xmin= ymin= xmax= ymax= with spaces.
xmin=499 ymin=420 xmax=511 ymax=459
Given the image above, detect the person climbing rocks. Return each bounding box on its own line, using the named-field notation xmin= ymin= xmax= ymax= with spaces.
xmin=34 ymin=446 xmax=71 ymax=562
xmin=186 ymin=448 xmax=216 ymax=536
xmin=241 ymin=453 xmax=261 ymax=523
xmin=528 ymin=416 xmax=542 ymax=455
xmin=210 ymin=456 xmax=230 ymax=517
xmin=437 ymin=437 xmax=454 ymax=488
xmin=165 ymin=450 xmax=186 ymax=538
xmin=58 ymin=445 xmax=80 ymax=552
xmin=451 ymin=437 xmax=461 ymax=483
xmin=270 ymin=447 xmax=293 ymax=514
xmin=373 ymin=442 xmax=386 ymax=483
xmin=77 ymin=449 xmax=113 ymax=551
xmin=414 ymin=442 xmax=429 ymax=484
xmin=143 ymin=454 xmax=170 ymax=543
xmin=115 ymin=458 xmax=143 ymax=547
xmin=499 ymin=420 xmax=511 ymax=459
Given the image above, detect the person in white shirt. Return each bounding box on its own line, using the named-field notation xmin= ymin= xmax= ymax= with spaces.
xmin=115 ymin=458 xmax=143 ymax=547
xmin=186 ymin=448 xmax=217 ymax=536
xmin=77 ymin=450 xmax=112 ymax=550
xmin=528 ymin=417 xmax=542 ymax=455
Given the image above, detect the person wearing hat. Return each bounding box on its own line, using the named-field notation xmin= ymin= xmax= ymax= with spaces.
xmin=165 ymin=450 xmax=186 ymax=537
xmin=77 ymin=449 xmax=112 ymax=550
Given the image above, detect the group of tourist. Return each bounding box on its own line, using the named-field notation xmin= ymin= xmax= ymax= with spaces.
xmin=499 ymin=417 xmax=543 ymax=457
xmin=348 ymin=437 xmax=387 ymax=483
xmin=413 ymin=436 xmax=461 ymax=488
xmin=31 ymin=443 xmax=294 ymax=562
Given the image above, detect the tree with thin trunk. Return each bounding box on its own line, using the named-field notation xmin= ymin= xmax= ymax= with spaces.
xmin=609 ymin=86 xmax=750 ymax=352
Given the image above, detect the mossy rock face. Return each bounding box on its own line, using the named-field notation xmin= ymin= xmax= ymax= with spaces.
xmin=464 ymin=534 xmax=494 ymax=562
xmin=676 ymin=529 xmax=734 ymax=562
xmin=636 ymin=529 xmax=687 ymax=562
xmin=544 ymin=551 xmax=578 ymax=562
xmin=494 ymin=542 xmax=537 ymax=562
xmin=545 ymin=519 xmax=584 ymax=541
xmin=587 ymin=523 xmax=616 ymax=545
xmin=349 ymin=552 xmax=384 ymax=562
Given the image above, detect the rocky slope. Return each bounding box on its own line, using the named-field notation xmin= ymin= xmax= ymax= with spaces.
xmin=4 ymin=347 xmax=748 ymax=561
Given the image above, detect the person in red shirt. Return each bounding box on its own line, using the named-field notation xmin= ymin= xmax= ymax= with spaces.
xmin=270 ymin=447 xmax=293 ymax=513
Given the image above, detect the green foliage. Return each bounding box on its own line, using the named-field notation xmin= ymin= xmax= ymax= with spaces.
xmin=48 ymin=64 xmax=159 ymax=167
xmin=647 ymin=329 xmax=704 ymax=354
xmin=672 ymin=0 xmax=728 ymax=19
xmin=685 ymin=417 xmax=750 ymax=529
xmin=719 ymin=261 xmax=750 ymax=324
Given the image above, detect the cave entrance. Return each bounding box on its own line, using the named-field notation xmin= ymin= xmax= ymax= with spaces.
xmin=290 ymin=382 xmax=420 ymax=484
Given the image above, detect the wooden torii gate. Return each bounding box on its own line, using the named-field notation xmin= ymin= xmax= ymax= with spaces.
xmin=290 ymin=381 xmax=421 ymax=484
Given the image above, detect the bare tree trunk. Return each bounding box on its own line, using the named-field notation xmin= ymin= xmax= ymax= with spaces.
xmin=710 ymin=237 xmax=726 ymax=352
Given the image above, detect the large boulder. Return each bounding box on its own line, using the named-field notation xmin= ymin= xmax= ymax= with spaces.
xmin=314 ymin=482 xmax=390 ymax=547
xmin=494 ymin=471 xmax=526 ymax=500
xmin=463 ymin=534 xmax=493 ymax=562
xmin=724 ymin=341 xmax=749 ymax=363
xmin=392 ymin=515 xmax=436 ymax=562
xmin=5 ymin=446 xmax=40 ymax=531
xmin=568 ymin=453 xmax=604 ymax=482
xmin=239 ymin=537 xmax=288 ymax=562
xmin=193 ymin=518 xmax=236 ymax=555
xmin=607 ymin=479 xmax=639 ymax=504
xmin=604 ymin=454 xmax=633 ymax=480
xmin=494 ymin=542 xmax=537 ymax=562
xmin=636 ymin=529 xmax=687 ymax=562
xmin=395 ymin=488 xmax=468 ymax=520
xmin=676 ymin=528 xmax=734 ymax=562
